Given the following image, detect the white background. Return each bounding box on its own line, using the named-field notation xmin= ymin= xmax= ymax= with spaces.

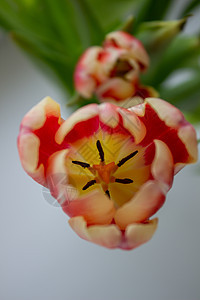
xmin=0 ymin=5 xmax=200 ymax=299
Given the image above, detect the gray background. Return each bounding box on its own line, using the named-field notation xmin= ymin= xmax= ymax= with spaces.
xmin=0 ymin=6 xmax=200 ymax=300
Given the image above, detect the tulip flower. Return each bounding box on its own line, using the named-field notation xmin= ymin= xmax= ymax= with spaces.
xmin=74 ymin=31 xmax=157 ymax=106
xmin=18 ymin=97 xmax=198 ymax=250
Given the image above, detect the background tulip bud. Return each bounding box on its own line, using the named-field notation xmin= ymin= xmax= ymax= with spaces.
xmin=74 ymin=31 xmax=152 ymax=105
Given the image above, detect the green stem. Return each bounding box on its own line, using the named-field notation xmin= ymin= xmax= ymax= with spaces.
xmin=67 ymin=94 xmax=85 ymax=107
xmin=119 ymin=15 xmax=134 ymax=33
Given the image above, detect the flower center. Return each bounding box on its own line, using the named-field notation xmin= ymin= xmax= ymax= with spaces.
xmin=72 ymin=140 xmax=138 ymax=199
xmin=93 ymin=162 xmax=116 ymax=184
xmin=110 ymin=59 xmax=133 ymax=78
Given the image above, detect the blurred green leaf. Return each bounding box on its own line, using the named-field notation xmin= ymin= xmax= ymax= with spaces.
xmin=87 ymin=0 xmax=138 ymax=33
xmin=12 ymin=31 xmax=74 ymax=94
xmin=0 ymin=0 xmax=106 ymax=96
xmin=118 ymin=15 xmax=135 ymax=33
xmin=133 ymin=0 xmax=173 ymax=31
xmin=186 ymin=102 xmax=200 ymax=124
xmin=135 ymin=17 xmax=188 ymax=53
xmin=71 ymin=0 xmax=104 ymax=46
xmin=41 ymin=0 xmax=84 ymax=54
xmin=158 ymin=71 xmax=200 ymax=106
xmin=41 ymin=0 xmax=104 ymax=53
xmin=182 ymin=0 xmax=200 ymax=16
xmin=142 ymin=35 xmax=200 ymax=87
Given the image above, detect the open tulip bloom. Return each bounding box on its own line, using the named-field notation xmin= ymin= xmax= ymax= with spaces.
xmin=18 ymin=97 xmax=198 ymax=250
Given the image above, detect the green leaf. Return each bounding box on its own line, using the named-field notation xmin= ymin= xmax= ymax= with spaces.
xmin=70 ymin=0 xmax=104 ymax=47
xmin=12 ymin=31 xmax=74 ymax=94
xmin=117 ymin=15 xmax=135 ymax=33
xmin=186 ymin=103 xmax=200 ymax=124
xmin=40 ymin=0 xmax=104 ymax=54
xmin=183 ymin=90 xmax=200 ymax=124
xmin=133 ymin=0 xmax=173 ymax=31
xmin=86 ymin=0 xmax=139 ymax=33
xmin=135 ymin=17 xmax=188 ymax=53
xmin=182 ymin=0 xmax=200 ymax=16
xmin=0 ymin=1 xmax=54 ymax=37
xmin=159 ymin=77 xmax=200 ymax=123
xmin=0 ymin=0 xmax=106 ymax=97
xmin=142 ymin=35 xmax=200 ymax=87
xmin=158 ymin=71 xmax=200 ymax=106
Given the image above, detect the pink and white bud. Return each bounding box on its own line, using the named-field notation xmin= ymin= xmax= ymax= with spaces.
xmin=74 ymin=31 xmax=150 ymax=102
xmin=104 ymin=31 xmax=149 ymax=71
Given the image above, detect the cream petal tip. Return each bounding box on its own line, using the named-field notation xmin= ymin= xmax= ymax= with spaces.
xmin=69 ymin=217 xmax=158 ymax=250
xmin=69 ymin=216 xmax=122 ymax=249
xmin=21 ymin=96 xmax=61 ymax=130
xmin=123 ymin=218 xmax=158 ymax=250
xmin=178 ymin=124 xmax=198 ymax=163
xmin=151 ymin=140 xmax=174 ymax=190
xmin=114 ymin=181 xmax=165 ymax=230
xmin=55 ymin=104 xmax=99 ymax=144
xmin=144 ymin=97 xmax=185 ymax=128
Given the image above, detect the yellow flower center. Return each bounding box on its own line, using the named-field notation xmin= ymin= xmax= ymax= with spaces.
xmin=71 ymin=139 xmax=140 ymax=201
xmin=67 ymin=133 xmax=151 ymax=207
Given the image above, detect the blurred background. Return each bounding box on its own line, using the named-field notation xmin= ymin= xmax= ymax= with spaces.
xmin=0 ymin=0 xmax=200 ymax=299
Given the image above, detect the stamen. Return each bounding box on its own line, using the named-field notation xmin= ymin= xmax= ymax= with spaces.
xmin=96 ymin=140 xmax=105 ymax=162
xmin=82 ymin=179 xmax=96 ymax=190
xmin=72 ymin=160 xmax=90 ymax=168
xmin=115 ymin=178 xmax=133 ymax=184
xmin=117 ymin=150 xmax=138 ymax=167
xmin=105 ymin=190 xmax=110 ymax=198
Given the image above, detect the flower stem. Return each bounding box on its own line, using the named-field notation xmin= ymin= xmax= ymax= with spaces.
xmin=119 ymin=15 xmax=135 ymax=33
xmin=67 ymin=93 xmax=85 ymax=107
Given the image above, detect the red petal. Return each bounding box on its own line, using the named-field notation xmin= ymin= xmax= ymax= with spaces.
xmin=138 ymin=103 xmax=190 ymax=164
xmin=56 ymin=103 xmax=141 ymax=146
xmin=33 ymin=115 xmax=67 ymax=170
xmin=18 ymin=97 xmax=68 ymax=185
